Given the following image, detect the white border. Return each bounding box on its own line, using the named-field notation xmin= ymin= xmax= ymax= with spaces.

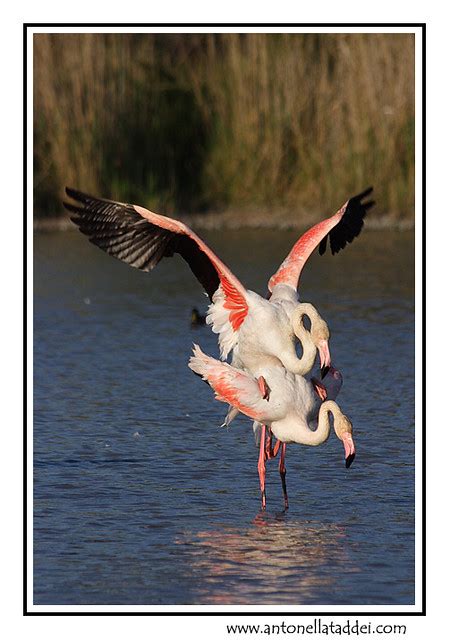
xmin=27 ymin=24 xmax=422 ymax=615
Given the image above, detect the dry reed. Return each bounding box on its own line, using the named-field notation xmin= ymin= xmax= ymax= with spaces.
xmin=33 ymin=33 xmax=414 ymax=221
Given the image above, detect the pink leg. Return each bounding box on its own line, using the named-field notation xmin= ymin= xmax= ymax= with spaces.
xmin=272 ymin=440 xmax=281 ymax=458
xmin=279 ymin=443 xmax=289 ymax=510
xmin=265 ymin=430 xmax=281 ymax=460
xmin=257 ymin=425 xmax=267 ymax=510
xmin=257 ymin=376 xmax=271 ymax=400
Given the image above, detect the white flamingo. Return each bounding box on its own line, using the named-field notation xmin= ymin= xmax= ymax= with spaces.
xmin=65 ymin=188 xmax=373 ymax=377
xmin=222 ymin=300 xmax=330 ymax=427
xmin=189 ymin=345 xmax=354 ymax=509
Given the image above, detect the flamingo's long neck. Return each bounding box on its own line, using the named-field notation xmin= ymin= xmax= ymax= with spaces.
xmin=294 ymin=400 xmax=341 ymax=446
xmin=283 ymin=303 xmax=318 ymax=375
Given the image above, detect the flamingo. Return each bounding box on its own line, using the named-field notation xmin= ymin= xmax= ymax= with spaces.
xmin=251 ymin=363 xmax=344 ymax=455
xmin=65 ymin=187 xmax=373 ymax=378
xmin=250 ymin=364 xmax=344 ymax=509
xmin=222 ymin=301 xmax=331 ymax=428
xmin=189 ymin=345 xmax=354 ymax=509
xmin=242 ymin=364 xmax=344 ymax=509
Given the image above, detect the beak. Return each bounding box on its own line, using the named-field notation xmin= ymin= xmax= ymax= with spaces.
xmin=311 ymin=377 xmax=328 ymax=401
xmin=318 ymin=340 xmax=331 ymax=379
xmin=341 ymin=432 xmax=356 ymax=468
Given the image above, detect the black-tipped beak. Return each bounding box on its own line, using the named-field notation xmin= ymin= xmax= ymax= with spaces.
xmin=345 ymin=453 xmax=355 ymax=469
xmin=320 ymin=365 xmax=330 ymax=379
xmin=342 ymin=432 xmax=355 ymax=468
xmin=318 ymin=340 xmax=331 ymax=379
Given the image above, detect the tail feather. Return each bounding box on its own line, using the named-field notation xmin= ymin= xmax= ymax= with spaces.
xmin=220 ymin=405 xmax=240 ymax=428
xmin=188 ymin=344 xmax=266 ymax=422
xmin=188 ymin=343 xmax=218 ymax=378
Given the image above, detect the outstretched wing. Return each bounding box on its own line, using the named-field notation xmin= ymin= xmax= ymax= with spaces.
xmin=268 ymin=187 xmax=374 ymax=292
xmin=65 ymin=188 xmax=249 ymax=336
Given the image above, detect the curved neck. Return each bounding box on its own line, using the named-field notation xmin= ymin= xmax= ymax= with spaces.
xmin=300 ymin=400 xmax=341 ymax=446
xmin=287 ymin=303 xmax=320 ymax=375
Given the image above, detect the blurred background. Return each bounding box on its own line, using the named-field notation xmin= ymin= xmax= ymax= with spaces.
xmin=34 ymin=32 xmax=414 ymax=225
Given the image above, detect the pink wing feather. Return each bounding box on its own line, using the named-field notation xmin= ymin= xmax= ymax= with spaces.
xmin=188 ymin=345 xmax=267 ymax=422
xmin=133 ymin=205 xmax=248 ymax=331
xmin=268 ymin=188 xmax=374 ymax=292
xmin=65 ymin=188 xmax=249 ymax=332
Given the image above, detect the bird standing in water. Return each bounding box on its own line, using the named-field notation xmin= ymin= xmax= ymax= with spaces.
xmin=189 ymin=345 xmax=354 ymax=510
xmin=66 ymin=187 xmax=372 ymax=508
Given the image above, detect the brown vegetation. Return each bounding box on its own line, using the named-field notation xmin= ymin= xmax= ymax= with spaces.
xmin=34 ymin=33 xmax=414 ymax=222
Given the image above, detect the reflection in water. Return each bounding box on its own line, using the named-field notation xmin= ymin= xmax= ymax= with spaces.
xmin=176 ymin=513 xmax=357 ymax=605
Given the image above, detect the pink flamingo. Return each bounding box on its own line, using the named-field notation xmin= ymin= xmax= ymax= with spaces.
xmin=189 ymin=345 xmax=354 ymax=509
xmin=65 ymin=188 xmax=373 ymax=379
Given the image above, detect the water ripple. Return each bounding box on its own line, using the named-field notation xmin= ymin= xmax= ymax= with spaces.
xmin=33 ymin=230 xmax=415 ymax=605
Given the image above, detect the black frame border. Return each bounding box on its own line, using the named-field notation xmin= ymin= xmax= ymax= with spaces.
xmin=24 ymin=22 xmax=426 ymax=617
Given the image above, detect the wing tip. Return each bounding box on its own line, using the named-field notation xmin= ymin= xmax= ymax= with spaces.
xmin=65 ymin=186 xmax=84 ymax=201
xmin=357 ymin=186 xmax=374 ymax=201
xmin=327 ymin=186 xmax=375 ymax=255
xmin=64 ymin=187 xmax=91 ymax=213
xmin=62 ymin=200 xmax=81 ymax=215
xmin=318 ymin=235 xmax=328 ymax=256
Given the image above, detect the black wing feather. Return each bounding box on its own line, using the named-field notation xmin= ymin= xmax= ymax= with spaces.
xmin=64 ymin=188 xmax=220 ymax=300
xmin=319 ymin=187 xmax=375 ymax=256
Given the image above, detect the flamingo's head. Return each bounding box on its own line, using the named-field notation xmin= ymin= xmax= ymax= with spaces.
xmin=322 ymin=365 xmax=343 ymax=398
xmin=292 ymin=303 xmax=332 ymax=377
xmin=311 ymin=365 xmax=343 ymax=403
xmin=334 ymin=412 xmax=356 ymax=468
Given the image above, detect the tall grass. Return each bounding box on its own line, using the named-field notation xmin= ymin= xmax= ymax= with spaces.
xmin=34 ymin=33 xmax=414 ymax=220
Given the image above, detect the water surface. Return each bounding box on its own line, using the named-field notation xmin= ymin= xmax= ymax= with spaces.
xmin=34 ymin=228 xmax=415 ymax=606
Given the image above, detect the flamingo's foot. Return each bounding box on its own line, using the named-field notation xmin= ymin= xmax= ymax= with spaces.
xmin=257 ymin=376 xmax=271 ymax=401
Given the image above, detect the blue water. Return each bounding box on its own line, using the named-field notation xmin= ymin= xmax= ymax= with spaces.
xmin=33 ymin=228 xmax=415 ymax=605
